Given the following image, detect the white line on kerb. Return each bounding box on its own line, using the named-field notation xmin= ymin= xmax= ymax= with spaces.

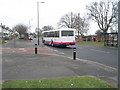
xmin=59 ymin=55 xmax=117 ymax=71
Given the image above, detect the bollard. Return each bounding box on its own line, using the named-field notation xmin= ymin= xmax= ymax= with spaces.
xmin=35 ymin=44 xmax=37 ymax=54
xmin=73 ymin=47 xmax=76 ymax=60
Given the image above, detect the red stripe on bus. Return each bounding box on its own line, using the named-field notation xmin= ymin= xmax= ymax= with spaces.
xmin=44 ymin=41 xmax=50 ymax=43
xmin=44 ymin=41 xmax=75 ymax=44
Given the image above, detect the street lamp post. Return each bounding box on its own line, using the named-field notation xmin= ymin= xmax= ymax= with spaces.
xmin=37 ymin=2 xmax=45 ymax=45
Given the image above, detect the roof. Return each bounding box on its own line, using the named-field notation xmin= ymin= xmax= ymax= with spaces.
xmin=42 ymin=28 xmax=76 ymax=33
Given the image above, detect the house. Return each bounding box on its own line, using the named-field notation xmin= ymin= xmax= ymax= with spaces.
xmin=75 ymin=35 xmax=99 ymax=42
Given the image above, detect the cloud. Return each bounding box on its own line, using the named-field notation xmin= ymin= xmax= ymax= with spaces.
xmin=0 ymin=0 xmax=104 ymax=34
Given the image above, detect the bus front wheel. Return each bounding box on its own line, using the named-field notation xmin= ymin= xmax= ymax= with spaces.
xmin=51 ymin=41 xmax=54 ymax=47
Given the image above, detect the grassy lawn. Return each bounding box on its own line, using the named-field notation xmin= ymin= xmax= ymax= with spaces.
xmin=76 ymin=41 xmax=104 ymax=46
xmin=2 ymin=76 xmax=113 ymax=88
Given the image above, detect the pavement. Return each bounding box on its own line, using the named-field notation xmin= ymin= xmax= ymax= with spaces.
xmin=2 ymin=38 xmax=118 ymax=87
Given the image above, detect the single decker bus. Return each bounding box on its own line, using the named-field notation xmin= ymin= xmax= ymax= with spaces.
xmin=42 ymin=28 xmax=76 ymax=47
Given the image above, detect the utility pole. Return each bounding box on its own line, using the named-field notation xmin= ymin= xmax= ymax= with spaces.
xmin=118 ymin=1 xmax=120 ymax=89
xmin=0 ymin=23 xmax=3 ymax=38
xmin=12 ymin=28 xmax=16 ymax=48
xmin=37 ymin=2 xmax=45 ymax=45
xmin=37 ymin=2 xmax=40 ymax=45
xmin=77 ymin=13 xmax=80 ymax=42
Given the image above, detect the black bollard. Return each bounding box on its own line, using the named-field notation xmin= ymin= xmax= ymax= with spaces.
xmin=35 ymin=44 xmax=37 ymax=54
xmin=73 ymin=47 xmax=76 ymax=60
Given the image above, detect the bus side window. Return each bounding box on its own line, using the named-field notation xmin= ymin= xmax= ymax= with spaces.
xmin=44 ymin=32 xmax=49 ymax=37
xmin=44 ymin=32 xmax=47 ymax=37
xmin=57 ymin=31 xmax=59 ymax=37
xmin=47 ymin=32 xmax=49 ymax=37
xmin=69 ymin=31 xmax=74 ymax=36
xmin=49 ymin=32 xmax=54 ymax=37
xmin=55 ymin=31 xmax=59 ymax=37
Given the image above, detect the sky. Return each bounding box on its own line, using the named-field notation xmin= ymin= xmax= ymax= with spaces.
xmin=0 ymin=0 xmax=114 ymax=35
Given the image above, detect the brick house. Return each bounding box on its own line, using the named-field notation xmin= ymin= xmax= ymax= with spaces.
xmin=76 ymin=35 xmax=103 ymax=42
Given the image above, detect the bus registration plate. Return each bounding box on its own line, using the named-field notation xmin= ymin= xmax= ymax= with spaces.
xmin=66 ymin=43 xmax=70 ymax=45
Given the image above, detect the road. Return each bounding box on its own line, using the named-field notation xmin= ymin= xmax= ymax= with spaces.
xmin=42 ymin=39 xmax=118 ymax=69
xmin=3 ymin=38 xmax=118 ymax=68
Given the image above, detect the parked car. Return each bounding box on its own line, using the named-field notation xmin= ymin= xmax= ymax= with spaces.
xmin=34 ymin=36 xmax=36 ymax=38
xmin=29 ymin=35 xmax=33 ymax=40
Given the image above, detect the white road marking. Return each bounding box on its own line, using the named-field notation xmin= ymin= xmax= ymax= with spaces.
xmin=53 ymin=50 xmax=59 ymax=52
xmin=12 ymin=51 xmax=15 ymax=53
xmin=18 ymin=48 xmax=26 ymax=52
xmin=45 ymin=46 xmax=65 ymax=55
xmin=76 ymin=47 xmax=83 ymax=49
xmin=45 ymin=46 xmax=52 ymax=50
xmin=90 ymin=49 xmax=110 ymax=54
xmin=58 ymin=52 xmax=65 ymax=55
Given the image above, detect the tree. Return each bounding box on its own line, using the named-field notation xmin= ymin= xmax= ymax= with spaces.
xmin=58 ymin=12 xmax=89 ymax=41
xmin=13 ymin=24 xmax=28 ymax=37
xmin=86 ymin=1 xmax=118 ymax=33
xmin=95 ymin=30 xmax=104 ymax=42
xmin=58 ymin=12 xmax=77 ymax=28
xmin=95 ymin=30 xmax=102 ymax=35
xmin=42 ymin=25 xmax=54 ymax=31
xmin=78 ymin=17 xmax=89 ymax=36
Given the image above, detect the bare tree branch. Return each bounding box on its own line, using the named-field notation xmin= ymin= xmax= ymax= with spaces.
xmin=86 ymin=1 xmax=118 ymax=33
xmin=42 ymin=25 xmax=54 ymax=31
xmin=58 ymin=12 xmax=89 ymax=36
xmin=13 ymin=24 xmax=28 ymax=37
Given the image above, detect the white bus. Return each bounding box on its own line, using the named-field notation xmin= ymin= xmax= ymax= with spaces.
xmin=42 ymin=28 xmax=76 ymax=47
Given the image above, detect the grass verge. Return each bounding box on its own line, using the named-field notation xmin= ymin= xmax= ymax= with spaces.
xmin=2 ymin=76 xmax=113 ymax=88
xmin=76 ymin=41 xmax=104 ymax=46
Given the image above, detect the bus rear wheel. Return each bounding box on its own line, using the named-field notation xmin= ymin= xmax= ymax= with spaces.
xmin=43 ymin=40 xmax=45 ymax=43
